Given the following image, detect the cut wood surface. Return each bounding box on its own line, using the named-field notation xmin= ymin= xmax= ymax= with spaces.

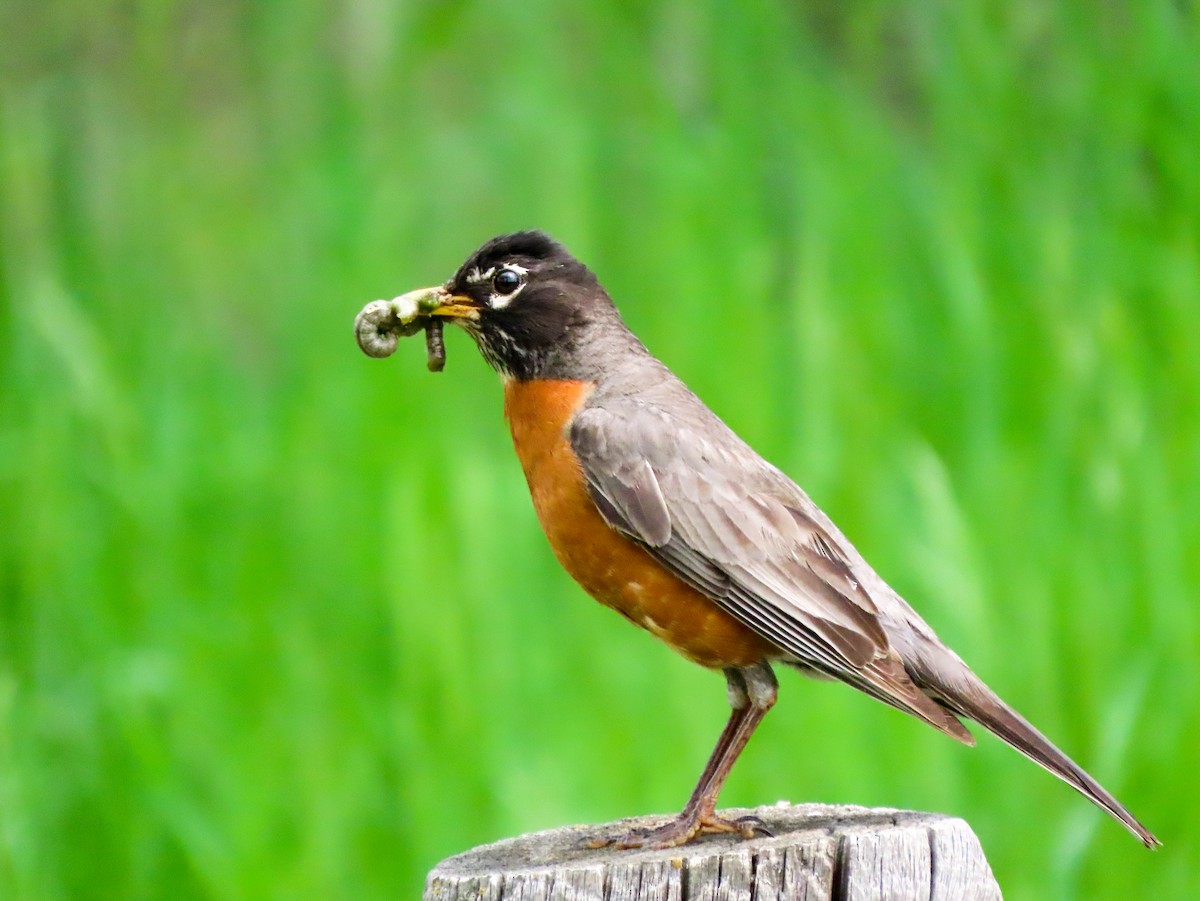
xmin=423 ymin=803 xmax=1002 ymax=900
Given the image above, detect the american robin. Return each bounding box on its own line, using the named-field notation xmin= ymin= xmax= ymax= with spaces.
xmin=355 ymin=230 xmax=1158 ymax=849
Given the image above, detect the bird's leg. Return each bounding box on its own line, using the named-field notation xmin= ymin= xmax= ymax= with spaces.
xmin=600 ymin=662 xmax=778 ymax=850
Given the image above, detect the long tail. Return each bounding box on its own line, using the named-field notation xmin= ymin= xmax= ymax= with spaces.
xmin=912 ymin=658 xmax=1160 ymax=848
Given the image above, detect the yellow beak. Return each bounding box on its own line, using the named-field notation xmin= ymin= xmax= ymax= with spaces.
xmin=394 ymin=285 xmax=480 ymax=322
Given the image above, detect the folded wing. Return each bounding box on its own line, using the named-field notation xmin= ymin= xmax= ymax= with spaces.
xmin=570 ymin=401 xmax=973 ymax=742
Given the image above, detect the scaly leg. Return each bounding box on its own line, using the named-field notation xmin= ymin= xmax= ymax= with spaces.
xmin=600 ymin=662 xmax=778 ymax=849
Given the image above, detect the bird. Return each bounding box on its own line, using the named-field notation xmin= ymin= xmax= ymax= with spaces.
xmin=355 ymin=229 xmax=1159 ymax=850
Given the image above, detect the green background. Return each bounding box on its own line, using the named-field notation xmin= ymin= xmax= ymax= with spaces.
xmin=2 ymin=2 xmax=1197 ymax=898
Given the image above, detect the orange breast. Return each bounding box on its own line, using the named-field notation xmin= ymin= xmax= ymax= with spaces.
xmin=503 ymin=378 xmax=775 ymax=669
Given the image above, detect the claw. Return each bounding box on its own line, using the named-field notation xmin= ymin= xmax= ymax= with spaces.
xmin=732 ymin=814 xmax=773 ymax=839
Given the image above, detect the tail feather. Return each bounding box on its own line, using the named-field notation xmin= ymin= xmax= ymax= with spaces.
xmin=916 ymin=663 xmax=1160 ymax=848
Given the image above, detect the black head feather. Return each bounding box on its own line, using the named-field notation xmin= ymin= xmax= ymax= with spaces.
xmin=451 ymin=230 xmax=567 ymax=283
xmin=446 ymin=231 xmax=626 ymax=380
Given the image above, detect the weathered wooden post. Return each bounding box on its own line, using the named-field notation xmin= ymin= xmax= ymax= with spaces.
xmin=423 ymin=803 xmax=1002 ymax=900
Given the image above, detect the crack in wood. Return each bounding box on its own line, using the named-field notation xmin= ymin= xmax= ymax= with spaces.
xmin=831 ymin=832 xmax=849 ymax=901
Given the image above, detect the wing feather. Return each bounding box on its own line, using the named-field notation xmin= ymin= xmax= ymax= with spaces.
xmin=570 ymin=401 xmax=971 ymax=741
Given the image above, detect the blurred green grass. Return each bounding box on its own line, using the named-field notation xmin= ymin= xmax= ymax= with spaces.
xmin=1 ymin=1 xmax=1198 ymax=898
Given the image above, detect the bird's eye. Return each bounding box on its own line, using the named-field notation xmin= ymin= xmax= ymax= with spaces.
xmin=493 ymin=268 xmax=522 ymax=295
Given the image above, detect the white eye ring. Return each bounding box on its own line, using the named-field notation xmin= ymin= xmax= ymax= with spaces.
xmin=489 ymin=264 xmax=527 ymax=309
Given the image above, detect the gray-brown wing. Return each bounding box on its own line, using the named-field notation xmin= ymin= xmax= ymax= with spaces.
xmin=570 ymin=401 xmax=973 ymax=741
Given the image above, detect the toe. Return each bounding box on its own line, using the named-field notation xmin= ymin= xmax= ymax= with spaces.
xmin=733 ymin=815 xmax=773 ymax=839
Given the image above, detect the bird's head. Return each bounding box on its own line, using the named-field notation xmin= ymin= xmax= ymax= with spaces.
xmin=383 ymin=230 xmax=621 ymax=380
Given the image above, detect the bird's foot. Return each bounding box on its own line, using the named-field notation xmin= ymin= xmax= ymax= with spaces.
xmin=588 ymin=810 xmax=773 ymax=850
